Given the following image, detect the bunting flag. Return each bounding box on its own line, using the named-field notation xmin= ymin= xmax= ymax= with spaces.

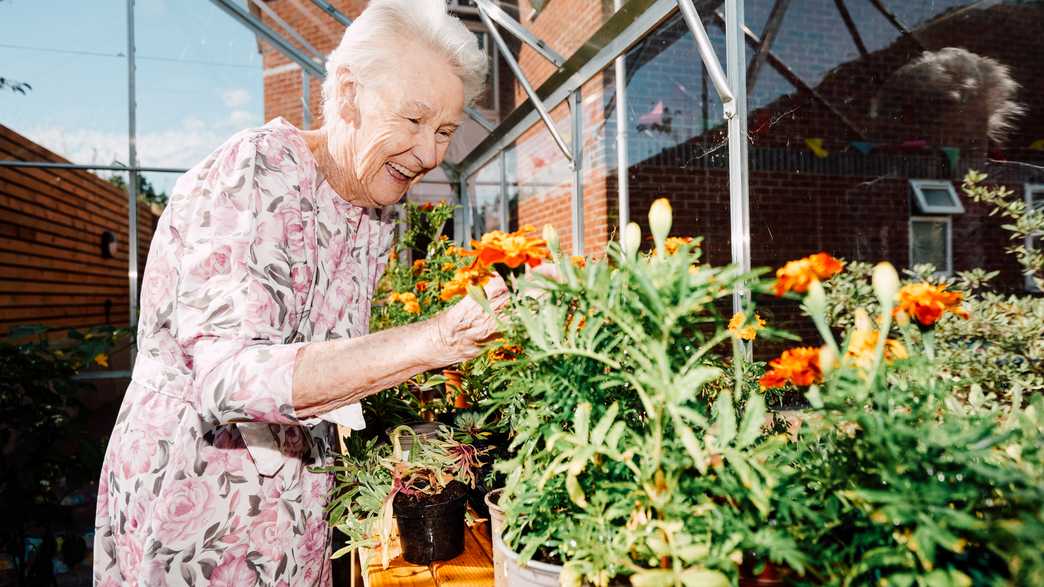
xmin=850 ymin=141 xmax=875 ymax=155
xmin=804 ymin=138 xmax=829 ymax=158
xmin=940 ymin=147 xmax=960 ymax=171
xmin=1030 ymin=139 xmax=1044 ymax=151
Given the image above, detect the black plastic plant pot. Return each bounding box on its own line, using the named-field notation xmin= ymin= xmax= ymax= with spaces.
xmin=393 ymin=481 xmax=469 ymax=564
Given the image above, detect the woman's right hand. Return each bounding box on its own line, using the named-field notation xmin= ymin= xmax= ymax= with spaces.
xmin=430 ymin=273 xmax=510 ymax=364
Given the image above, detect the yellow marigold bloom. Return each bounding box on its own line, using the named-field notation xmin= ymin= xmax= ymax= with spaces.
xmin=440 ymin=264 xmax=492 ymax=301
xmin=663 ymin=236 xmax=695 ymax=256
xmin=773 ymin=252 xmax=844 ymax=296
xmin=441 ymin=262 xmax=455 ymax=271
xmin=845 ymin=327 xmax=909 ymax=372
xmin=387 ymin=292 xmax=401 ymax=303
xmin=894 ymin=282 xmax=969 ymax=327
xmin=396 ymin=292 xmax=421 ymax=315
xmin=759 ymin=346 xmax=823 ymax=389
xmin=94 ymin=352 xmax=109 ymax=368
xmin=571 ymin=256 xmax=586 ymax=269
xmin=728 ymin=312 xmax=765 ymax=341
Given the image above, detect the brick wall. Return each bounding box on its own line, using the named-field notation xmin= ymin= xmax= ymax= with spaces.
xmin=0 ymin=125 xmax=158 ymax=334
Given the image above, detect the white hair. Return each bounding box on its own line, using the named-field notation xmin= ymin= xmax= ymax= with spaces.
xmin=321 ymin=0 xmax=488 ymax=125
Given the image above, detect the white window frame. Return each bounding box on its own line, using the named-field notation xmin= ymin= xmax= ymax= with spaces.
xmin=909 ymin=215 xmax=953 ymax=276
xmin=910 ymin=179 xmax=965 ymax=214
xmin=1026 ymin=183 xmax=1044 ymax=291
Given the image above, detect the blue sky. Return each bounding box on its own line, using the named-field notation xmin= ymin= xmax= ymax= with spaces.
xmin=0 ymin=0 xmax=265 ymax=192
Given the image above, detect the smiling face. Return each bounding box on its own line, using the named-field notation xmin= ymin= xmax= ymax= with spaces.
xmin=327 ymin=43 xmax=465 ymax=208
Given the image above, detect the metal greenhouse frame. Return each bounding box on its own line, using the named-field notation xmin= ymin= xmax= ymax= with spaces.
xmin=2 ymin=0 xmax=911 ymax=351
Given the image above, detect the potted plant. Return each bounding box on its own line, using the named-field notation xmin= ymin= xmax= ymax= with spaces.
xmin=327 ymin=425 xmax=491 ymax=568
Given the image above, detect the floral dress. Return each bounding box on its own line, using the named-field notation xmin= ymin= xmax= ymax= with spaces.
xmin=94 ymin=118 xmax=395 ymax=586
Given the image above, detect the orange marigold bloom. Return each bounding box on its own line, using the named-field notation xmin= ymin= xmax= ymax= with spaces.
xmin=412 ymin=259 xmax=426 ymax=273
xmin=415 ymin=281 xmax=429 ymax=292
xmin=395 ymin=292 xmax=421 ymax=315
xmin=387 ymin=292 xmax=401 ymax=303
xmin=488 ymin=343 xmax=523 ymax=362
xmin=773 ymin=252 xmax=844 ymax=296
xmin=440 ymin=264 xmax=492 ymax=301
xmin=463 ymin=225 xmax=550 ymax=269
xmin=728 ymin=312 xmax=765 ymax=341
xmin=759 ymin=346 xmax=823 ymax=389
xmin=894 ymin=282 xmax=969 ymax=326
xmin=571 ymin=256 xmax=586 ymax=269
xmin=420 ymin=202 xmax=435 ymax=211
xmin=664 ymin=236 xmax=696 ymax=256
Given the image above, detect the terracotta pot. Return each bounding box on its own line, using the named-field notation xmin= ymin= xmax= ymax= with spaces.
xmin=739 ymin=558 xmax=790 ymax=587
xmin=443 ymin=368 xmax=470 ymax=408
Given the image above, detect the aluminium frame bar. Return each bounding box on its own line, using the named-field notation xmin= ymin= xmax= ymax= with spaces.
xmin=459 ymin=0 xmax=678 ymax=178
xmin=477 ymin=2 xmax=574 ymax=168
xmin=0 ymin=161 xmax=189 ymax=173
xmin=570 ymin=90 xmax=584 ymax=255
xmin=210 ymin=0 xmax=325 ymax=78
xmin=310 ymin=0 xmax=352 ymax=28
xmin=676 ymin=0 xmax=735 ymax=116
xmin=248 ymin=0 xmax=325 ymax=62
xmin=473 ymin=0 xmax=565 ymax=67
xmin=127 ymin=0 xmax=140 ymax=335
xmin=724 ymin=0 xmax=752 ymax=319
xmin=613 ymin=0 xmax=630 ymax=242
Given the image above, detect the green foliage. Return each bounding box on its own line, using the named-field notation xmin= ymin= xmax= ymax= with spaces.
xmin=485 ymin=239 xmax=799 ymax=586
xmin=0 ymin=325 xmax=130 ymax=582
xmin=824 ymin=262 xmax=1044 ymax=405
xmin=108 ymin=174 xmax=168 ymax=206
xmin=325 ymin=425 xmax=489 ymax=566
xmin=962 ymin=170 xmax=1043 ymax=291
xmin=780 ymin=289 xmax=1044 ymax=586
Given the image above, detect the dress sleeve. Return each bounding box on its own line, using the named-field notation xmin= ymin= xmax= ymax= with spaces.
xmin=172 ymin=132 xmax=312 ymax=426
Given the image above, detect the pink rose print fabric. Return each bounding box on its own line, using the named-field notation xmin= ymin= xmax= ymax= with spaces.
xmin=94 ymin=118 xmax=395 ymax=585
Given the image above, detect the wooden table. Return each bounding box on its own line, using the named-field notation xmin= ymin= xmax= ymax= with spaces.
xmin=356 ymin=520 xmax=495 ymax=587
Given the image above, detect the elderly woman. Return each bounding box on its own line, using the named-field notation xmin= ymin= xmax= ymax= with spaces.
xmin=93 ymin=1 xmax=505 ymax=584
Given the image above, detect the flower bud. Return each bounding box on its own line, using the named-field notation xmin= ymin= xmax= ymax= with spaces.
xmin=542 ymin=223 xmax=560 ymax=252
xmin=819 ymin=345 xmax=838 ymax=376
xmin=872 ymin=262 xmax=900 ymax=309
xmin=853 ymin=308 xmax=872 ymax=333
xmin=623 ymin=222 xmax=642 ymax=260
xmin=648 ymin=198 xmax=673 ymax=253
xmin=805 ymin=279 xmax=827 ymax=317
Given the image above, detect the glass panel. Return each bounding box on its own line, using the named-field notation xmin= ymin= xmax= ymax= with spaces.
xmin=910 ymin=219 xmax=949 ymax=271
xmin=468 ymin=159 xmax=505 ymax=240
xmin=921 ymin=187 xmax=957 ymax=209
xmin=744 ymin=0 xmax=1044 ymax=346
xmin=134 ymin=2 xmax=265 ymax=197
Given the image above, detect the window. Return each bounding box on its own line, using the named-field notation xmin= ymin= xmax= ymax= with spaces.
xmin=910 ymin=216 xmax=952 ymax=275
xmin=1026 ymin=184 xmax=1044 ymax=291
xmin=910 ymin=180 xmax=965 ymax=215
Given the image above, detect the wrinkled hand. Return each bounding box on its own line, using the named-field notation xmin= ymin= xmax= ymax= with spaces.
xmin=431 ymin=273 xmax=510 ymax=364
xmin=521 ymin=262 xmax=562 ymax=299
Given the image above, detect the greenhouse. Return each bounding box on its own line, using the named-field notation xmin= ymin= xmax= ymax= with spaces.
xmin=0 ymin=0 xmax=1041 ymax=585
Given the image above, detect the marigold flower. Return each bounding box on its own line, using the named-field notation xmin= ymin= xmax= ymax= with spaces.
xmin=387 ymin=292 xmax=401 ymax=303
xmin=415 ymin=281 xmax=428 ymax=292
xmin=571 ymin=256 xmax=586 ymax=269
xmin=488 ymin=342 xmax=523 ymax=362
xmin=844 ymin=327 xmax=908 ymax=372
xmin=894 ymin=282 xmax=969 ymax=326
xmin=412 ymin=259 xmax=426 ymax=273
xmin=420 ymin=202 xmax=435 ymax=211
xmin=759 ymin=346 xmax=823 ymax=389
xmin=441 ymin=262 xmax=456 ymax=272
xmin=773 ymin=252 xmax=844 ymax=296
xmin=728 ymin=312 xmax=765 ymax=341
xmin=94 ymin=352 xmax=109 ymax=368
xmin=464 ymin=225 xmax=549 ymax=269
xmin=440 ymin=264 xmax=493 ymax=301
xmin=394 ymin=292 xmax=421 ymax=315
xmin=663 ymin=236 xmax=696 ymax=256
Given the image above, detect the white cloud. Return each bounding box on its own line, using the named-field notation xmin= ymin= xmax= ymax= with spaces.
xmin=221 ymin=88 xmax=252 ymax=109
xmin=24 ymin=108 xmax=263 ymax=192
